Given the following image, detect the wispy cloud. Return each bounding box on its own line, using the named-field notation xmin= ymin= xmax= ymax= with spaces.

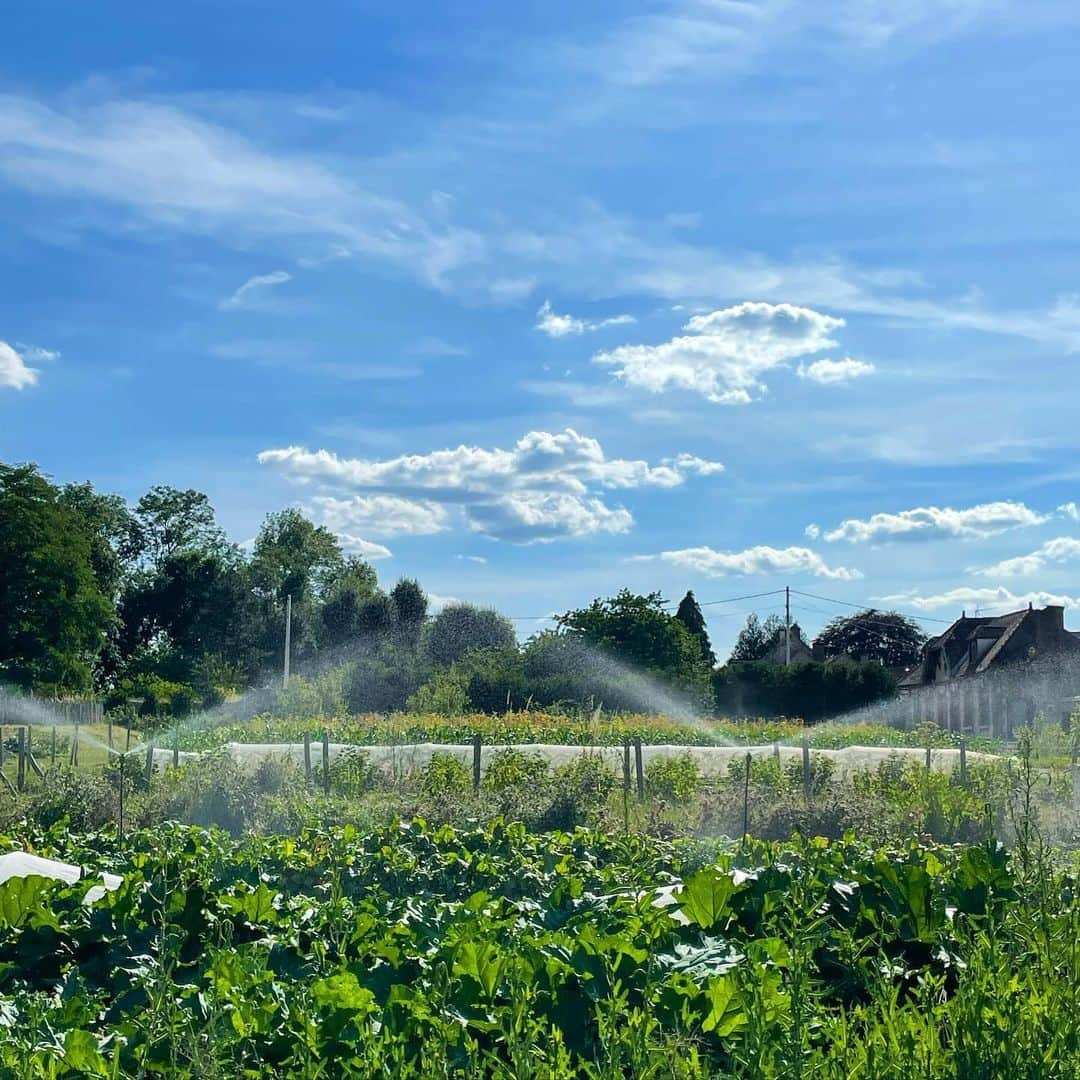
xmin=535 ymin=299 xmax=635 ymax=338
xmin=220 ymin=270 xmax=291 ymax=310
xmin=975 ymin=537 xmax=1080 ymax=577
xmin=879 ymin=586 xmax=1080 ymax=612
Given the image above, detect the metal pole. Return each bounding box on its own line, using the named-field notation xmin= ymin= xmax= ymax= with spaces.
xmin=784 ymin=586 xmax=791 ymax=666
xmin=283 ymin=594 xmax=292 ymax=689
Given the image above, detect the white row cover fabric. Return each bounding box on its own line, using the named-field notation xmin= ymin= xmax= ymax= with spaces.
xmin=0 ymin=851 xmax=122 ymax=904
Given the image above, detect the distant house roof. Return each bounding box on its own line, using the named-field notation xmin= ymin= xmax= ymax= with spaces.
xmin=898 ymin=604 xmax=1080 ymax=688
xmin=760 ymin=623 xmax=814 ymax=666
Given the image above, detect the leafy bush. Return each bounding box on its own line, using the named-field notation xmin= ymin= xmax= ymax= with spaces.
xmin=419 ymin=752 xmax=472 ymax=798
xmin=645 ymin=752 xmax=701 ymax=802
xmin=483 ymin=747 xmax=549 ymax=792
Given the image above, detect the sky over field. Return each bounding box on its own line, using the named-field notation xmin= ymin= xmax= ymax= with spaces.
xmin=4 ymin=0 xmax=1080 ymax=654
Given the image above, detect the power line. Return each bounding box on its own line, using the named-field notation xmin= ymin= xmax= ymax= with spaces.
xmin=789 ymin=588 xmax=952 ymax=625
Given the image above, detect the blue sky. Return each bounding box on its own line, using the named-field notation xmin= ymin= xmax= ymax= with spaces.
xmin=4 ymin=0 xmax=1080 ymax=656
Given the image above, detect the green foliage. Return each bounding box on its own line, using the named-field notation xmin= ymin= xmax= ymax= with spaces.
xmin=483 ymin=748 xmax=549 ymax=792
xmin=728 ymin=612 xmax=786 ymax=662
xmin=419 ymin=752 xmax=473 ymax=797
xmin=814 ymin=607 xmax=927 ymax=667
xmin=714 ymin=659 xmax=895 ymax=721
xmin=0 ymin=820 xmax=1077 ymax=1077
xmin=645 ymin=752 xmax=702 ymax=802
xmin=0 ymin=463 xmax=114 ymax=692
xmin=424 ymin=603 xmax=517 ymax=667
xmin=675 ymin=590 xmax=716 ymax=667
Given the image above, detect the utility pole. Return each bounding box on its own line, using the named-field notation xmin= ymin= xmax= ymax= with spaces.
xmin=785 ymin=585 xmax=791 ymax=666
xmin=283 ymin=594 xmax=292 ymax=688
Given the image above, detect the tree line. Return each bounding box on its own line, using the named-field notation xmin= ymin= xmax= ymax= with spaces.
xmin=0 ymin=461 xmax=926 ymax=721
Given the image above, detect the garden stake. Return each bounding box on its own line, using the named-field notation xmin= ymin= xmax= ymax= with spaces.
xmin=959 ymin=736 xmax=968 ymax=787
xmin=16 ymin=727 xmax=25 ymax=793
xmin=144 ymin=742 xmax=155 ymax=784
xmin=742 ymin=750 xmax=751 ymax=845
xmin=322 ymin=733 xmax=330 ymax=795
xmin=622 ymin=740 xmax=631 ymax=835
xmin=472 ymin=735 xmax=482 ymax=793
xmin=303 ymin=734 xmax=313 ymax=788
xmin=802 ymin=732 xmax=811 ymax=802
xmin=634 ymin=738 xmax=644 ymax=800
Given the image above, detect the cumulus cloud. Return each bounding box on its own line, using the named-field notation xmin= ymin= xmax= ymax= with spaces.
xmin=975 ymin=537 xmax=1080 ymax=577
xmin=1059 ymin=502 xmax=1080 ymax=521
xmin=636 ymin=544 xmax=862 ymax=580
xmin=259 ymin=427 xmax=712 ymax=543
xmin=307 ymin=494 xmax=450 ymax=538
xmin=820 ymin=501 xmax=1048 ymax=544
xmin=535 ymin=300 xmax=636 ymax=337
xmin=879 ymin=586 xmax=1080 ymax=612
xmin=220 ymin=270 xmax=291 ymax=310
xmin=0 ymin=340 xmax=44 ymax=390
xmin=593 ymin=301 xmax=856 ymax=404
xmin=797 ymin=356 xmax=875 ymax=384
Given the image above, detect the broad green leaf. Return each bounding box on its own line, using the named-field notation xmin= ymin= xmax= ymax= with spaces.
xmin=63 ymin=1029 xmax=109 ymax=1076
xmin=678 ymin=869 xmax=737 ymax=930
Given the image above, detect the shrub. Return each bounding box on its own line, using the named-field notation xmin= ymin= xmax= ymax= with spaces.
xmin=419 ymin=752 xmax=472 ymax=798
xmin=484 ymin=748 xmax=549 ymax=793
xmin=645 ymin=752 xmax=701 ymax=803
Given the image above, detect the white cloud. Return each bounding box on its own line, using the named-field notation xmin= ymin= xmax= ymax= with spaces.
xmin=457 ymin=554 xmax=488 ymax=565
xmin=1059 ymin=502 xmax=1080 ymax=522
xmin=0 ymin=341 xmax=41 ymax=390
xmin=593 ymin=301 xmax=844 ymax=404
xmin=335 ymin=535 xmax=393 ymax=560
xmin=637 ymin=544 xmax=862 ymax=580
xmin=975 ymin=537 xmax=1080 ymax=577
xmin=663 ymin=453 xmax=725 ymax=476
xmin=260 ymin=427 xmax=713 ymax=543
xmin=821 ymin=501 xmax=1048 ymax=544
xmin=409 ymin=336 xmax=468 ymax=357
xmin=307 ymin=494 xmax=450 ymax=538
xmin=797 ymin=357 xmax=875 ymax=384
xmin=535 ymin=299 xmax=636 ymax=337
xmin=468 ymin=492 xmax=633 ymax=543
xmin=879 ymin=586 xmax=1080 ymax=612
xmin=804 ymin=523 xmax=821 ymax=540
xmin=220 ymin=270 xmax=291 ymax=310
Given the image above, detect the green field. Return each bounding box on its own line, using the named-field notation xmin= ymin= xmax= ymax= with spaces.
xmin=2 ymin=819 xmax=1079 ymax=1078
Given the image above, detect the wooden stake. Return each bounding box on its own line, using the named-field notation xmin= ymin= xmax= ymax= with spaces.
xmin=959 ymin=736 xmax=968 ymax=787
xmin=634 ymin=738 xmax=645 ymax=800
xmin=303 ymin=733 xmax=313 ymax=788
xmin=144 ymin=742 xmax=155 ymax=783
xmin=742 ymin=751 xmax=752 ymax=843
xmin=322 ymin=733 xmax=330 ymax=795
xmin=472 ymin=735 xmax=482 ymax=793
xmin=172 ymin=726 xmax=180 ymax=770
xmin=50 ymin=725 xmax=56 ymax=767
xmin=802 ymin=731 xmax=811 ymax=800
xmin=16 ymin=727 xmax=26 ymax=792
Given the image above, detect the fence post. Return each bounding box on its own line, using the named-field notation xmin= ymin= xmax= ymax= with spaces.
xmin=322 ymin=733 xmax=330 ymax=795
xmin=303 ymin=734 xmax=313 ymax=788
xmin=51 ymin=724 xmax=56 ymax=768
xmin=802 ymin=732 xmax=811 ymax=801
xmin=144 ymin=742 xmax=155 ymax=784
xmin=742 ymin=751 xmax=752 ymax=843
xmin=126 ymin=718 xmax=132 ymax=752
xmin=17 ymin=727 xmax=26 ymax=792
xmin=472 ymin=735 xmax=482 ymax=793
xmin=108 ymin=718 xmax=113 ymax=752
xmin=71 ymin=723 xmax=80 ymax=767
xmin=959 ymin=735 xmax=968 ymax=787
xmin=622 ymin=740 xmax=631 ymax=834
xmin=172 ymin=726 xmax=180 ymax=770
xmin=634 ymin=738 xmax=645 ymax=800
xmin=0 ymin=724 xmax=5 ymax=769
xmin=925 ymin=744 xmax=932 ymax=771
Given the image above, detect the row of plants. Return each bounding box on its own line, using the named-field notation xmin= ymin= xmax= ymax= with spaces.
xmin=174 ymin=709 xmax=1006 ymax=753
xmin=1 ymin=813 xmax=1078 ymax=1077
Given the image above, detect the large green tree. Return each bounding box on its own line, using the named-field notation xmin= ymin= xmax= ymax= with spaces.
xmin=728 ymin=613 xmax=786 ymax=662
xmin=674 ymin=590 xmax=715 ymax=667
xmin=425 ymin=603 xmax=517 ymax=668
xmin=813 ymin=609 xmax=926 ymax=667
xmin=0 ymin=464 xmax=113 ymax=692
xmin=556 ymin=590 xmax=711 ymax=707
